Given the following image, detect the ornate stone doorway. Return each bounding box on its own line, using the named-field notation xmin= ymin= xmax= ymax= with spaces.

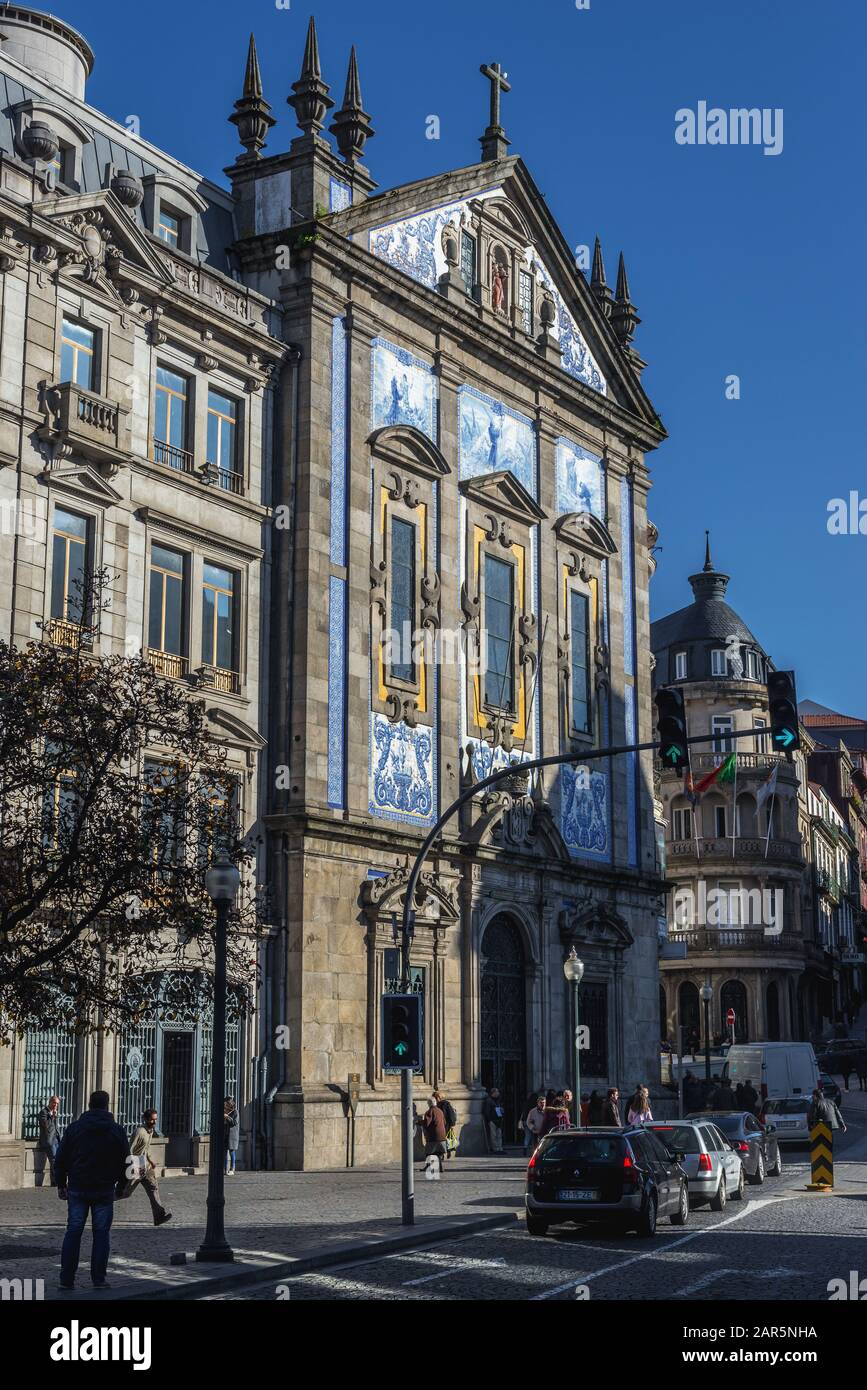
xmin=480 ymin=914 xmax=527 ymax=1144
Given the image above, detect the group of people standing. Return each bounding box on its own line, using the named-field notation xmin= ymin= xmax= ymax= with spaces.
xmin=518 ymin=1083 xmax=655 ymax=1151
xmin=681 ymin=1071 xmax=759 ymax=1114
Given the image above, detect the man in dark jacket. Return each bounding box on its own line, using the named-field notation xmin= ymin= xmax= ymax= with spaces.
xmin=481 ymin=1088 xmax=505 ymax=1152
xmin=37 ymin=1095 xmax=61 ymax=1186
xmin=808 ymin=1088 xmax=847 ymax=1133
xmin=54 ymin=1090 xmax=130 ymax=1291
xmin=741 ymin=1079 xmax=759 ymax=1114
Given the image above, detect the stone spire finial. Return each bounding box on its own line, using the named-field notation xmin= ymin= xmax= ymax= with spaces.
xmin=229 ymin=34 xmax=275 ymax=158
xmin=329 ymin=46 xmax=374 ymax=165
xmin=611 ymin=251 xmax=641 ymax=346
xmin=703 ymin=529 xmax=713 ymax=572
xmin=590 ymin=236 xmax=613 ymax=319
xmin=479 ymin=61 xmax=511 ymax=162
xmin=288 ymin=16 xmax=334 ymax=136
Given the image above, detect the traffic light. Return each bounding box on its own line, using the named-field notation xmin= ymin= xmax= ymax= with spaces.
xmin=655 ymin=686 xmax=689 ymax=773
xmin=382 ymin=993 xmax=422 ymax=1069
xmin=766 ymin=670 xmax=800 ymax=752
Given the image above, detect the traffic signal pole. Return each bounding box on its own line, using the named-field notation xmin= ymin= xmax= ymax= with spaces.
xmin=396 ymin=720 xmax=796 ymax=1223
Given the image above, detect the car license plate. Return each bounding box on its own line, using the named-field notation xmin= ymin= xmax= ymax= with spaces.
xmin=776 ymin=1120 xmax=797 ymax=1128
xmin=557 ymin=1188 xmax=599 ymax=1202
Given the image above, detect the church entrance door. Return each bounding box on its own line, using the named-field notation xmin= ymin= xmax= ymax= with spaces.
xmin=480 ymin=915 xmax=527 ymax=1144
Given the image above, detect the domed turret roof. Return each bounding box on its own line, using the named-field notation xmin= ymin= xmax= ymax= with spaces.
xmin=651 ymin=534 xmax=769 ymax=678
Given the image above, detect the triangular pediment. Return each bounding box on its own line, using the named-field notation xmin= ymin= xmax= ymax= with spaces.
xmin=346 ymin=158 xmax=664 ymax=432
xmin=205 ymin=706 xmax=266 ymax=749
xmin=41 ymin=189 xmax=176 ymax=287
xmin=559 ymin=898 xmax=634 ymax=949
xmin=460 ymin=469 xmax=546 ymax=525
xmin=554 ymin=510 xmax=618 ymax=558
xmin=39 ymin=459 xmax=123 ymax=505
xmin=368 ymin=425 xmax=451 ymax=479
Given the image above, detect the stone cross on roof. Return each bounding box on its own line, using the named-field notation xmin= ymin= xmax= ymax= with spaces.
xmin=479 ymin=61 xmax=511 ymax=162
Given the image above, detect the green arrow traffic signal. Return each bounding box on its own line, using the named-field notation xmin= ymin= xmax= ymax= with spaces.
xmin=665 ymin=744 xmax=683 ymax=764
xmin=774 ymin=727 xmax=795 ymax=749
xmin=394 ymin=1042 xmax=407 ymax=1056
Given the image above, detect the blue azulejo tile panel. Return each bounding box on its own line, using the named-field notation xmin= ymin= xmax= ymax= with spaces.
xmin=560 ymin=765 xmax=609 ymax=859
xmin=556 ymin=438 xmax=604 ymax=518
xmin=369 ymin=715 xmax=435 ymax=825
xmin=459 ymin=385 xmax=535 ymax=496
xmin=330 ymin=178 xmax=351 ymax=212
xmin=527 ymin=252 xmax=606 ymax=395
xmin=465 ymin=738 xmax=532 ymax=784
xmin=327 ymin=576 xmax=347 ymax=808
xmin=371 ymin=338 xmax=436 ymax=439
xmin=368 ymin=189 xmax=501 ymax=291
xmin=330 ymin=316 xmax=347 ymax=567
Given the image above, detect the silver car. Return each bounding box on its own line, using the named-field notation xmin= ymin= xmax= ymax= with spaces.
xmin=647 ymin=1120 xmax=745 ymax=1209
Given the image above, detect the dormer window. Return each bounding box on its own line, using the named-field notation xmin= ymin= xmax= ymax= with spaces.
xmin=157 ymin=206 xmax=182 ymax=248
xmin=13 ymin=100 xmax=90 ymax=189
xmin=48 ymin=141 xmax=73 ymax=184
xmin=746 ymin=650 xmax=758 ymax=680
xmin=711 ymin=648 xmax=728 ymax=677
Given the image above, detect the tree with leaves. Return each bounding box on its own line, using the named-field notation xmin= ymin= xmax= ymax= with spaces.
xmin=0 ymin=573 xmax=260 ymax=1033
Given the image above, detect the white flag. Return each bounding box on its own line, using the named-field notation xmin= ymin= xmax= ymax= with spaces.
xmin=756 ymin=762 xmax=779 ymax=813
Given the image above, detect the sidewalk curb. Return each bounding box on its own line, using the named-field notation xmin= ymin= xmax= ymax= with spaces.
xmin=66 ymin=1211 xmax=523 ymax=1302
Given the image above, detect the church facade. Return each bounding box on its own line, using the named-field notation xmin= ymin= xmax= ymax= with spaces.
xmin=234 ymin=22 xmax=668 ymax=1165
xmin=0 ymin=8 xmax=668 ymax=1179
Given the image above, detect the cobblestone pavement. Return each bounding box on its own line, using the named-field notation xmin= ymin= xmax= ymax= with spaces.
xmin=207 ymin=1101 xmax=867 ymax=1302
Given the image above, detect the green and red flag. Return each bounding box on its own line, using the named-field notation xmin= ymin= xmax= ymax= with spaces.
xmin=692 ymin=751 xmax=737 ymax=796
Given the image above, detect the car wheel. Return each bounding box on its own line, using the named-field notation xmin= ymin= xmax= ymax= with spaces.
xmin=769 ymin=1146 xmax=783 ymax=1177
xmin=732 ymin=1166 xmax=746 ymax=1201
xmin=637 ymin=1193 xmax=658 ymax=1238
xmin=749 ymin=1151 xmax=765 ymax=1185
xmin=526 ymin=1215 xmax=548 ymax=1237
xmin=709 ymin=1173 xmax=726 ymax=1211
xmin=670 ymin=1183 xmax=689 ymax=1225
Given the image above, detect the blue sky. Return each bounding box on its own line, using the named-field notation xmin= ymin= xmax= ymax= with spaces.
xmin=59 ymin=0 xmax=866 ymax=714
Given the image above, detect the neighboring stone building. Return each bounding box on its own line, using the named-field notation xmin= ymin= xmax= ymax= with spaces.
xmin=0 ymin=8 xmax=670 ymax=1179
xmin=652 ymin=539 xmax=835 ymax=1045
xmin=0 ymin=7 xmax=283 ymax=1187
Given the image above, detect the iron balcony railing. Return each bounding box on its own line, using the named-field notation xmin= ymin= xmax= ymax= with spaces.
xmin=152 ymin=437 xmax=195 ymax=474
xmin=669 ymin=836 xmax=801 ymax=862
xmin=668 ymin=927 xmax=803 ymax=953
xmin=45 ymin=617 xmax=92 ymax=651
xmin=198 ymin=664 xmax=240 ymax=695
xmin=146 ymin=649 xmax=189 ymax=679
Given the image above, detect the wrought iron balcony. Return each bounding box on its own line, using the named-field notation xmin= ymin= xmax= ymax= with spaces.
xmin=152 ymin=438 xmax=195 ymax=474
xmin=814 ymin=867 xmax=841 ymax=901
xmin=196 ymin=664 xmax=240 ymax=695
xmin=44 ymin=617 xmax=92 ymax=651
xmin=146 ymin=649 xmax=189 ymax=679
xmin=38 ymin=381 xmax=131 ymax=474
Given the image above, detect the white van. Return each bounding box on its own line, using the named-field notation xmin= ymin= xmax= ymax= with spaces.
xmin=722 ymin=1042 xmax=818 ymax=1104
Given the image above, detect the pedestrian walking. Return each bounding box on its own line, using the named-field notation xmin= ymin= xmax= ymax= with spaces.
xmin=712 ymin=1077 xmax=735 ymax=1110
xmin=856 ymin=1057 xmax=867 ymax=1093
xmin=37 ymin=1095 xmax=62 ymax=1187
xmin=422 ymin=1096 xmax=448 ymax=1175
xmin=524 ymin=1095 xmax=546 ymax=1152
xmin=741 ymin=1078 xmax=759 ymax=1114
xmin=839 ymin=1058 xmax=854 ymax=1093
xmin=563 ymin=1089 xmax=575 ymax=1125
xmin=224 ymin=1096 xmax=239 ymax=1174
xmin=120 ymin=1110 xmax=172 ymax=1226
xmin=808 ymin=1087 xmax=847 ymax=1134
xmin=588 ymin=1090 xmax=603 ymax=1125
xmin=601 ymin=1087 xmax=621 ymax=1127
xmin=433 ymin=1089 xmax=458 ymax=1158
xmin=481 ymin=1087 xmax=505 ymax=1152
xmin=543 ymin=1092 xmax=571 ymax=1135
xmin=580 ymin=1093 xmax=590 ymax=1126
xmin=627 ymin=1086 xmax=653 ymax=1125
xmin=54 ymin=1090 xmax=130 ymax=1292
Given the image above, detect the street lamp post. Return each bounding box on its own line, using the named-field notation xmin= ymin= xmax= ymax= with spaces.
xmin=700 ymin=982 xmax=713 ymax=1085
xmin=196 ymin=854 xmax=240 ymax=1263
xmin=563 ymin=948 xmax=585 ymax=1127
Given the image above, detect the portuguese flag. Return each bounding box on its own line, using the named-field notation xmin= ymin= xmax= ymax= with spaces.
xmin=692 ymin=751 xmax=737 ymax=796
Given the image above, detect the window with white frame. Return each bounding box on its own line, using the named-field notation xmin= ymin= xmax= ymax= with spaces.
xmin=716 ymin=880 xmax=741 ymax=926
xmin=711 ymin=649 xmax=728 ymax=677
xmin=675 ymin=651 xmax=687 ymax=680
xmin=754 ymin=718 xmax=768 ymax=754
xmin=714 ymin=804 xmax=728 ymax=838
xmin=712 ymin=716 xmax=734 ymax=753
xmin=672 ymin=806 xmax=693 ymax=841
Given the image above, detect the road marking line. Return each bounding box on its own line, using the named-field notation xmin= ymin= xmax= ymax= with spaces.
xmin=531 ymin=1196 xmax=787 ymax=1300
xmin=674 ymin=1266 xmax=801 ymax=1298
xmin=402 ymin=1256 xmax=507 ymax=1286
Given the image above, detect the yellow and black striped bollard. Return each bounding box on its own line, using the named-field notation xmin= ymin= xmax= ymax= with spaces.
xmin=807 ymin=1121 xmax=833 ymax=1191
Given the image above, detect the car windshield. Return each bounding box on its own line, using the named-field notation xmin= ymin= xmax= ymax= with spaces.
xmin=766 ymin=1098 xmax=810 ymax=1114
xmin=648 ymin=1125 xmax=701 ymax=1153
xmin=540 ymin=1135 xmax=623 ymax=1163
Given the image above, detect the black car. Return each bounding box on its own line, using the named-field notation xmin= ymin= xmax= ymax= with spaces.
xmin=525 ymin=1126 xmax=689 ymax=1238
xmin=816 ymin=1040 xmax=867 ymax=1075
xmin=686 ymin=1110 xmax=782 ymax=1183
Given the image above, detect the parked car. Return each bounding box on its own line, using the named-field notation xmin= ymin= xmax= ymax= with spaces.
xmin=722 ymin=1042 xmax=818 ymax=1104
xmin=763 ymin=1096 xmax=812 ymax=1144
xmin=648 ymin=1120 xmax=745 ymax=1209
xmin=525 ymin=1126 xmax=689 ymax=1238
xmin=819 ymin=1074 xmax=843 ymax=1109
xmin=686 ymin=1110 xmax=782 ymax=1183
